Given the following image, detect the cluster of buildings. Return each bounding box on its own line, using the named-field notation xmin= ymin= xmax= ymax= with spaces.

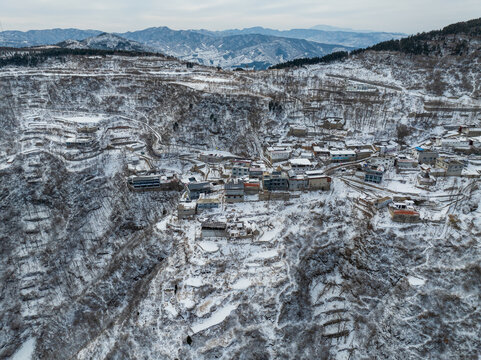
xmin=124 ymin=120 xmax=481 ymax=229
xmin=407 ymin=146 xmax=467 ymax=177
xmin=177 ymin=163 xmax=332 ymax=219
xmin=265 ymin=145 xmax=370 ymax=165
xmin=355 ymin=141 xmax=475 ymax=187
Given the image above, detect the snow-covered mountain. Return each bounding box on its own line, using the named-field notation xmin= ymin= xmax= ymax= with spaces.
xmin=53 ymin=29 xmax=353 ymax=70
xmin=195 ymin=26 xmax=405 ymax=48
xmin=121 ymin=28 xmax=352 ymax=69
xmin=1 ymin=27 xmax=356 ymax=69
xmin=1 ymin=18 xmax=480 ymax=360
xmin=0 ymin=25 xmax=403 ymax=69
xmin=57 ymin=33 xmax=152 ymax=52
xmin=0 ymin=28 xmax=101 ymax=47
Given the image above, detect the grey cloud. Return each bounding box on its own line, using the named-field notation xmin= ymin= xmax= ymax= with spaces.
xmin=1 ymin=0 xmax=480 ymax=33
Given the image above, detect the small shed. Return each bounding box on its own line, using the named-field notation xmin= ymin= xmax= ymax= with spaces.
xmin=201 ymin=221 xmax=227 ymax=238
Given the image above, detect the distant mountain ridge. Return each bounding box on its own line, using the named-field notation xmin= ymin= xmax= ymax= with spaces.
xmin=118 ymin=27 xmax=353 ymax=69
xmin=0 ymin=25 xmax=403 ymax=69
xmin=193 ymin=26 xmax=405 ymax=48
xmin=271 ymin=17 xmax=481 ymax=69
xmin=0 ymin=28 xmax=101 ymax=47
xmin=309 ymin=24 xmax=393 ymax=33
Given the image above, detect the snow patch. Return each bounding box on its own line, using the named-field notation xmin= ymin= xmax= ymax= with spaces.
xmin=231 ymin=278 xmax=251 ymax=290
xmin=408 ymin=276 xmax=426 ymax=286
xmin=184 ymin=277 xmax=203 ymax=287
xmin=11 ymin=338 xmax=36 ymax=360
xmin=156 ymin=217 xmax=169 ymax=231
xmin=164 ymin=303 xmax=178 ymax=317
xmin=198 ymin=241 xmax=219 ymax=253
xmin=179 ymin=298 xmax=196 ymax=310
xmin=251 ymin=249 xmax=278 ymax=260
xmin=192 ymin=75 xmax=230 ymax=83
xmin=59 ymin=115 xmax=105 ymax=123
xmin=191 ymin=303 xmax=238 ymax=334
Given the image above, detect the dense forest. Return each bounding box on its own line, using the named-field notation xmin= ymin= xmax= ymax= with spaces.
xmin=270 ymin=17 xmax=481 ymax=70
xmin=269 ymin=51 xmax=349 ymax=70
xmin=0 ymin=48 xmax=165 ymax=68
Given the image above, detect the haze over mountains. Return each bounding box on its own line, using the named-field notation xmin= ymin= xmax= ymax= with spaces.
xmin=193 ymin=26 xmax=405 ymax=47
xmin=0 ymin=25 xmax=405 ymax=69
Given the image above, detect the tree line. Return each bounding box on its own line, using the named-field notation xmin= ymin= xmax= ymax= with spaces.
xmin=0 ymin=48 xmax=165 ymax=68
xmin=269 ymin=17 xmax=481 ymax=70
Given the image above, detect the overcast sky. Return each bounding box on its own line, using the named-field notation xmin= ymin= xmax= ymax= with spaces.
xmin=1 ymin=0 xmax=480 ymax=34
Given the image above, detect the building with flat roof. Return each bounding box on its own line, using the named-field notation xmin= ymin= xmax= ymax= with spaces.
xmin=417 ymin=171 xmax=436 ymax=186
xmin=413 ymin=147 xmax=438 ymax=165
xmin=232 ymin=165 xmax=249 ymax=177
xmin=244 ymin=179 xmax=261 ymax=193
xmin=435 ymin=157 xmax=464 ymax=176
xmin=289 ymin=158 xmax=312 ymax=173
xmin=201 ymin=221 xmax=227 ymax=238
xmin=197 ymin=197 xmax=220 ymax=211
xmin=330 ymin=150 xmax=356 ymax=163
xmin=396 ymin=158 xmax=418 ymax=169
xmin=225 ymin=180 xmax=245 ymax=203
xmin=263 ymin=171 xmax=289 ymax=191
xmin=436 ymin=138 xmax=473 ymax=148
xmin=364 ymin=168 xmax=383 ymax=184
xmin=266 ymin=146 xmax=292 ymax=163
xmin=187 ymin=181 xmax=212 ymax=200
xmin=289 ymin=125 xmax=308 ymax=137
xmin=307 ymin=175 xmax=331 ymax=190
xmin=287 ymin=170 xmax=308 ymax=191
xmin=369 ymin=155 xmax=395 ymax=168
xmin=249 ymin=167 xmax=264 ymax=178
xmin=388 ymin=201 xmax=420 ymax=223
xmin=66 ymin=137 xmax=92 ymax=147
xmin=465 ymin=128 xmax=481 ymax=137
xmin=128 ymin=175 xmax=181 ymax=191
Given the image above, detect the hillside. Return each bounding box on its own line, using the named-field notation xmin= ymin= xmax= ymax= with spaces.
xmin=0 ymin=26 xmax=354 ymax=69
xmin=57 ymin=33 xmax=152 ymax=52
xmin=1 ymin=18 xmax=481 ymax=360
xmin=358 ymin=17 xmax=481 ymax=55
xmin=272 ymin=17 xmax=481 ymax=69
xmin=119 ymin=27 xmax=353 ymax=69
xmin=0 ymin=28 xmax=101 ymax=47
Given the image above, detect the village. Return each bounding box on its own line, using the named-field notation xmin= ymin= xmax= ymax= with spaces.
xmin=11 ymin=108 xmax=481 ymax=241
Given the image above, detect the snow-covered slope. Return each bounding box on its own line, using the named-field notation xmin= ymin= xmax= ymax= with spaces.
xmin=0 ymin=38 xmax=480 ymax=360
xmin=0 ymin=28 xmax=101 ymax=47
xmin=0 ymin=27 xmax=356 ymax=69
xmin=57 ymin=33 xmax=152 ymax=52
xmin=120 ymin=28 xmax=353 ymax=69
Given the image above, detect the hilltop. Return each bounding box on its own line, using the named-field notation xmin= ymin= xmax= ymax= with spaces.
xmin=271 ymin=17 xmax=481 ymax=69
